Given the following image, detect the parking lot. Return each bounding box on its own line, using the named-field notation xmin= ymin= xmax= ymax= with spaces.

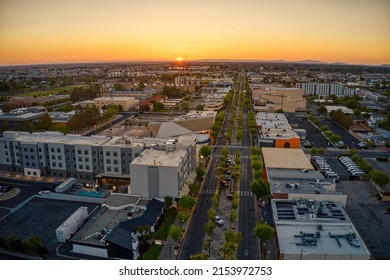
xmin=319 ymin=119 xmax=361 ymax=149
xmin=0 ymin=197 xmax=99 ymax=259
xmin=289 ymin=117 xmax=329 ymax=147
xmin=337 ymin=181 xmax=390 ymax=259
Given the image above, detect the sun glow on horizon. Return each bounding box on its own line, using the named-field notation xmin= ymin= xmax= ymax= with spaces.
xmin=0 ymin=0 xmax=389 ymax=66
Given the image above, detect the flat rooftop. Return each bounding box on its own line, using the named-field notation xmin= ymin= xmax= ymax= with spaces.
xmin=3 ymin=131 xmax=111 ymax=146
xmin=276 ymin=222 xmax=370 ymax=259
xmin=262 ymin=148 xmax=314 ymax=170
xmin=0 ymin=197 xmax=99 ymax=258
xmin=131 ymin=147 xmax=187 ymax=167
xmin=175 ymin=110 xmax=216 ymax=120
xmin=270 ymin=177 xmax=343 ymax=196
xmin=94 ymin=96 xmax=136 ymax=101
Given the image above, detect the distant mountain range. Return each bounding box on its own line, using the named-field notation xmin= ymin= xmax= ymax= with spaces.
xmin=190 ymin=58 xmax=390 ymax=67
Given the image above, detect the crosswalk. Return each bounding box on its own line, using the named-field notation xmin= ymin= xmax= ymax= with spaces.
xmin=201 ymin=189 xmax=253 ymax=196
xmin=212 ymin=154 xmax=250 ymax=159
xmin=215 ymin=145 xmax=251 ymax=149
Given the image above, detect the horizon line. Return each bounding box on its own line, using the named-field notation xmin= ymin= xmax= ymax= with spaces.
xmin=1 ymin=58 xmax=389 ymax=68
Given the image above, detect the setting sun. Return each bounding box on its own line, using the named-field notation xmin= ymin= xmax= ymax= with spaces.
xmin=176 ymin=57 xmax=184 ymax=62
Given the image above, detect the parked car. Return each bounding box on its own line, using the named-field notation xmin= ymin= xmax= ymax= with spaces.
xmin=215 ymin=216 xmax=224 ymax=226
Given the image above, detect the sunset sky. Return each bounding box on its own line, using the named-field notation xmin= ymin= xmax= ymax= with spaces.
xmin=0 ymin=0 xmax=389 ymax=66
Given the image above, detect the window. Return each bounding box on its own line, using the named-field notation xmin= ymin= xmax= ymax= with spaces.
xmin=59 ymin=163 xmax=63 ymax=168
xmin=57 ymin=148 xmax=61 ymax=153
xmin=106 ymin=151 xmax=110 ymax=156
xmin=107 ymin=167 xmax=111 ymax=172
xmin=31 ymin=155 xmax=35 ymax=160
xmin=50 ymin=148 xmax=54 ymax=152
xmin=78 ymin=157 xmax=82 ymax=162
xmin=66 ymin=149 xmax=69 ymax=153
xmin=58 ymin=156 xmax=62 ymax=160
xmin=27 ymin=171 xmax=31 ymax=175
xmin=5 ymin=152 xmax=8 ymax=156
xmin=77 ymin=150 xmax=82 ymax=155
xmin=114 ymin=160 xmax=118 ymax=165
xmin=51 ymin=155 xmax=55 ymax=160
xmin=85 ymin=165 xmax=90 ymax=170
xmin=39 ymin=148 xmax=42 ymax=152
xmin=85 ymin=158 xmax=89 ymax=162
xmin=122 ymin=152 xmax=125 ymax=156
xmin=93 ymin=151 xmax=96 ymax=155
xmin=32 ymin=163 xmax=35 ymax=167
xmin=33 ymin=172 xmax=37 ymax=176
xmin=114 ymin=167 xmax=119 ymax=172
xmin=79 ymin=165 xmax=83 ymax=170
xmin=113 ymin=152 xmax=118 ymax=157
xmin=84 ymin=150 xmax=89 ymax=155
xmin=25 ymin=155 xmax=28 ymax=159
xmin=25 ymin=148 xmax=28 ymax=152
xmin=39 ymin=155 xmax=42 ymax=159
xmin=52 ymin=163 xmax=56 ymax=167
xmin=26 ymin=162 xmax=30 ymax=166
xmin=30 ymin=148 xmax=33 ymax=152
xmin=106 ymin=159 xmax=111 ymax=164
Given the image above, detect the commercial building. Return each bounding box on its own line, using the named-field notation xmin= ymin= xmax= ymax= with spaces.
xmin=262 ymin=148 xmax=347 ymax=206
xmin=272 ymin=199 xmax=370 ymax=260
xmin=0 ymin=107 xmax=46 ymax=129
xmin=93 ymin=96 xmax=139 ymax=111
xmin=148 ymin=110 xmax=216 ymax=138
xmin=130 ymin=138 xmax=195 ymax=199
xmin=325 ymin=106 xmax=353 ymax=115
xmin=252 ymin=88 xmax=306 ymax=113
xmin=256 ymin=113 xmax=300 ymax=148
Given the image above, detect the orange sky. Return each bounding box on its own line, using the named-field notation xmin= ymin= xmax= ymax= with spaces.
xmin=0 ymin=0 xmax=389 ymax=65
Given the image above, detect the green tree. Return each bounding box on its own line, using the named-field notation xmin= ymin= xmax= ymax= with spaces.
xmin=191 ymin=252 xmax=208 ymax=260
xmin=253 ymin=223 xmax=275 ymax=259
xmin=329 ymin=134 xmax=342 ymax=144
xmin=189 ymin=182 xmax=200 ymax=196
xmin=196 ymin=167 xmax=205 ymax=181
xmin=250 ymin=179 xmax=270 ymax=199
xmin=153 ymin=102 xmax=165 ymax=112
xmin=229 ymin=210 xmax=237 ymax=227
xmin=177 ymin=211 xmax=189 ymax=229
xmin=38 ymin=113 xmax=54 ymax=129
xmin=369 ymin=170 xmax=390 ymax=189
xmin=22 ymin=236 xmax=42 ymax=256
xmin=164 ymin=196 xmax=173 ymax=209
xmin=318 ymin=105 xmax=327 ymax=116
xmin=204 ymin=219 xmax=216 ymax=240
xmin=199 ymin=145 xmax=212 ymax=159
xmin=251 ymin=161 xmax=262 ymax=171
xmin=169 ymin=225 xmax=181 ymax=242
xmin=178 ymin=195 xmax=196 ymax=210
xmin=195 ymin=104 xmax=204 ymax=111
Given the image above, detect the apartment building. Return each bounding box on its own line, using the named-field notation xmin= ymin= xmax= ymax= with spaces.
xmin=296 ymin=82 xmax=356 ymax=98
xmin=130 ymin=139 xmax=195 ymax=199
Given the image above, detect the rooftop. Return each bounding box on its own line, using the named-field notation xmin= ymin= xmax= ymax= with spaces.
xmin=262 ymin=148 xmax=314 ymax=170
xmin=3 ymin=131 xmax=111 ymax=146
xmin=130 ymin=146 xmax=188 ymax=167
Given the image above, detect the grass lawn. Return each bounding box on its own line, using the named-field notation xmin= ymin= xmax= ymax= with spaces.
xmin=152 ymin=209 xmax=177 ymax=240
xmin=142 ymin=244 xmax=163 ymax=260
xmin=19 ymin=85 xmax=86 ymax=97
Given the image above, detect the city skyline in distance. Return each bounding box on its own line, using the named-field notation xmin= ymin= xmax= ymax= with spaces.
xmin=1 ymin=0 xmax=389 ymax=66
